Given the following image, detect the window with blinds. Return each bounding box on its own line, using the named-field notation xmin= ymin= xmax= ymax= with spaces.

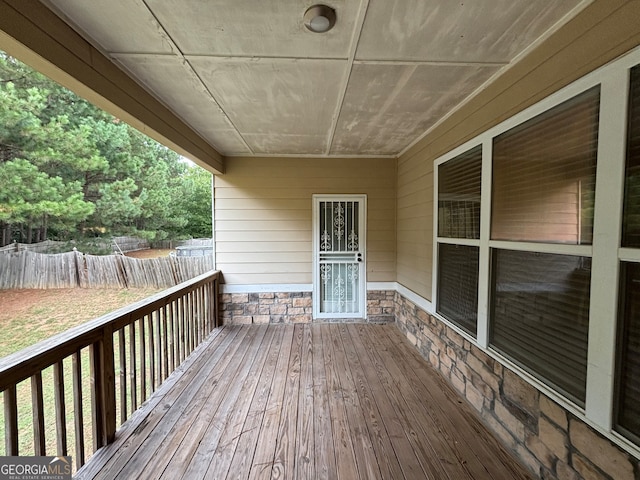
xmin=616 ymin=263 xmax=640 ymax=444
xmin=490 ymin=250 xmax=591 ymax=405
xmin=492 ymin=87 xmax=600 ymax=244
xmin=438 ymin=146 xmax=482 ymax=239
xmin=616 ymin=64 xmax=640 ymax=444
xmin=486 ymin=87 xmax=600 ymax=406
xmin=436 ymin=146 xmax=482 ymax=334
xmin=623 ymin=65 xmax=640 ymax=247
xmin=437 ymin=244 xmax=479 ymax=336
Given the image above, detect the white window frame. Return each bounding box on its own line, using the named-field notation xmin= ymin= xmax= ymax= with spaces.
xmin=432 ymin=45 xmax=640 ymax=459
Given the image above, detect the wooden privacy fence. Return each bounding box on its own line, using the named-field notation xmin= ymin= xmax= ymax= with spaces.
xmin=0 ymin=239 xmax=68 ymax=254
xmin=0 ymin=271 xmax=220 ymax=469
xmin=1 ymin=237 xmax=149 ymax=255
xmin=0 ymin=251 xmax=214 ymax=289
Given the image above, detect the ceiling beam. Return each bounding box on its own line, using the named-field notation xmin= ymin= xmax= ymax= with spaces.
xmin=0 ymin=0 xmax=225 ymax=174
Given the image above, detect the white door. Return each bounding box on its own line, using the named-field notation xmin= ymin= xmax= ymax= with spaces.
xmin=313 ymin=195 xmax=366 ymax=319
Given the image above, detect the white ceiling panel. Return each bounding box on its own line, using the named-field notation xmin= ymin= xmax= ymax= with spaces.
xmin=113 ymin=54 xmax=251 ymax=154
xmin=42 ymin=0 xmax=590 ymax=158
xmin=46 ymin=0 xmax=177 ymax=54
xmin=332 ymin=63 xmax=499 ymax=155
xmin=146 ymin=0 xmax=358 ymax=58
xmin=189 ymin=57 xmax=346 ymax=152
xmin=356 ymin=0 xmax=584 ymax=62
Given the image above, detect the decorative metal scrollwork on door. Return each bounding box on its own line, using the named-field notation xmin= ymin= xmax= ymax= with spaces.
xmin=318 ymin=200 xmax=361 ymax=314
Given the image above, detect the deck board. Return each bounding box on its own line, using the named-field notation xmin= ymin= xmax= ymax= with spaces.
xmin=76 ymin=324 xmax=534 ymax=480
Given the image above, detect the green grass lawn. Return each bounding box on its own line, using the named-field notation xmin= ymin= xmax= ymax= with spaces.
xmin=0 ymin=288 xmax=161 ymax=470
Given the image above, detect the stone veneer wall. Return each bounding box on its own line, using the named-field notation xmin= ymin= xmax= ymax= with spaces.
xmin=219 ymin=290 xmax=395 ymax=324
xmin=394 ymin=292 xmax=640 ymax=480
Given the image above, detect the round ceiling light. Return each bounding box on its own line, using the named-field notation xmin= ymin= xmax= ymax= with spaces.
xmin=303 ymin=5 xmax=336 ymax=33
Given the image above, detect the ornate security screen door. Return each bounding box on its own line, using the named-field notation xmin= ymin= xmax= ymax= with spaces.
xmin=313 ymin=195 xmax=367 ymax=319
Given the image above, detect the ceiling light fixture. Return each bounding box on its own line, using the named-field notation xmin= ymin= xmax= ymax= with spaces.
xmin=303 ymin=5 xmax=336 ymax=33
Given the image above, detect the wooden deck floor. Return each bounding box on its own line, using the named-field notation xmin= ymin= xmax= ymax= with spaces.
xmin=76 ymin=324 xmax=533 ymax=480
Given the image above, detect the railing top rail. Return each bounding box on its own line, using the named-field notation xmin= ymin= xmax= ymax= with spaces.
xmin=0 ymin=270 xmax=219 ymax=391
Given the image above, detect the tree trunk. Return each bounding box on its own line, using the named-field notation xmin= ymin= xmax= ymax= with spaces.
xmin=42 ymin=213 xmax=48 ymax=241
xmin=1 ymin=223 xmax=9 ymax=247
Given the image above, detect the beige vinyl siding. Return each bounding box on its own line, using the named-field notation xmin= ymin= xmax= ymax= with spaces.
xmin=395 ymin=0 xmax=640 ymax=301
xmin=215 ymin=157 xmax=396 ymax=285
xmin=396 ymin=152 xmax=433 ymax=299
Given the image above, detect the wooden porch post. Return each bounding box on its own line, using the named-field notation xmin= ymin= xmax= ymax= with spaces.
xmin=90 ymin=325 xmax=117 ymax=448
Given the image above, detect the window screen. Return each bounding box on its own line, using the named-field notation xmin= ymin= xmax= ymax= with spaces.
xmin=438 ymin=146 xmax=482 ymax=239
xmin=616 ymin=263 xmax=640 ymax=444
xmin=437 ymin=244 xmax=479 ymax=336
xmin=492 ymin=87 xmax=600 ymax=244
xmin=623 ymin=65 xmax=640 ymax=247
xmin=490 ymin=249 xmax=591 ymax=404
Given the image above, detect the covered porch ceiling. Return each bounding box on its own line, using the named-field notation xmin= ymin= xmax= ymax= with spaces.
xmin=0 ymin=1 xmax=589 ymax=173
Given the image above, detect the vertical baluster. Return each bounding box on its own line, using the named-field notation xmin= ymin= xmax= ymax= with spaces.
xmin=167 ymin=302 xmax=173 ymax=374
xmin=183 ymin=294 xmax=190 ymax=356
xmin=72 ymin=351 xmax=85 ymax=469
xmin=205 ymin=282 xmax=211 ymax=334
xmin=172 ymin=300 xmax=179 ymax=367
xmin=147 ymin=314 xmax=155 ymax=393
xmin=53 ymin=360 xmax=67 ymax=456
xmin=179 ymin=296 xmax=185 ymax=362
xmin=31 ymin=372 xmax=46 ymax=455
xmin=118 ymin=328 xmax=127 ymax=423
xmin=129 ymin=322 xmax=137 ymax=412
xmin=4 ymin=385 xmax=18 ymax=455
xmin=195 ymin=288 xmax=201 ymax=346
xmin=200 ymin=285 xmax=206 ymax=339
xmin=89 ymin=342 xmax=103 ymax=451
xmin=190 ymin=291 xmax=196 ymax=352
xmin=183 ymin=292 xmax=189 ymax=354
xmin=171 ymin=300 xmax=178 ymax=370
xmin=162 ymin=304 xmax=169 ymax=379
xmin=140 ymin=317 xmax=147 ymax=401
xmin=204 ymin=281 xmax=213 ymax=337
xmin=155 ymin=309 xmax=163 ymax=384
xmin=214 ymin=276 xmax=220 ymax=329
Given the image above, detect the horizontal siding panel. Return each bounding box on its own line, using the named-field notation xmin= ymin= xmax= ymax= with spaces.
xmin=217 ymin=263 xmax=311 ymax=274
xmin=215 ymin=220 xmax=310 ymax=231
xmin=215 ymin=198 xmax=311 ymax=210
xmin=398 ymin=175 xmax=432 ymax=197
xmin=217 ymin=252 xmax=311 ymax=264
xmin=368 ymin=207 xmax=396 ymax=221
xmin=216 ymin=241 xmax=310 ymax=253
xmin=215 ymin=156 xmax=395 ymax=286
xmin=368 ymin=239 xmax=396 ymax=252
xmin=221 ymin=273 xmax=312 ymax=284
xmin=397 ymin=210 xmax=430 ymax=221
xmin=396 ymin=240 xmax=431 ymax=257
xmin=216 ymin=186 xmax=395 ymax=199
xmin=216 ymin=230 xmax=312 ymax=242
xmin=368 ymin=261 xmax=396 ymax=273
xmin=215 ymin=209 xmax=310 ymax=221
xmin=366 ymin=251 xmax=395 ymax=263
xmin=397 ymin=191 xmax=431 ymax=209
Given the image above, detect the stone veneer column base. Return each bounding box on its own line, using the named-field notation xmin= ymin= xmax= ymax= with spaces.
xmin=394 ymin=292 xmax=639 ymax=480
xmin=220 ymin=290 xmax=395 ymax=324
